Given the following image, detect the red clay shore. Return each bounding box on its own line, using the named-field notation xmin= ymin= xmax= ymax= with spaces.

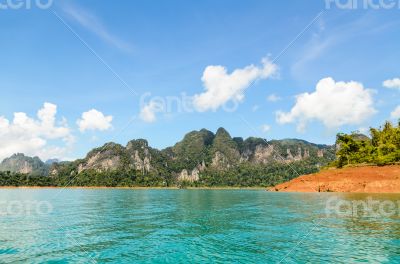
xmin=270 ymin=165 xmax=400 ymax=193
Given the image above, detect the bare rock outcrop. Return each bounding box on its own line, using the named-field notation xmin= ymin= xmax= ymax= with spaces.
xmin=211 ymin=151 xmax=231 ymax=169
xmin=78 ymin=152 xmax=121 ymax=173
xmin=127 ymin=140 xmax=153 ymax=174
xmin=286 ymin=149 xmax=294 ymax=160
xmin=178 ymin=168 xmax=200 ymax=182
xmin=294 ymin=147 xmax=302 ymax=161
xmin=303 ymin=149 xmax=310 ymax=159
xmin=253 ymin=145 xmax=274 ymax=164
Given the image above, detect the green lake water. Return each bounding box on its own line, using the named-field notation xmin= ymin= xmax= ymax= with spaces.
xmin=0 ymin=189 xmax=400 ymax=263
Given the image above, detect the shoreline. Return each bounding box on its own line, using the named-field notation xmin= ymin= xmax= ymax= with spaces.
xmin=0 ymin=186 xmax=267 ymax=190
xmin=1 ymin=186 xmax=400 ymax=194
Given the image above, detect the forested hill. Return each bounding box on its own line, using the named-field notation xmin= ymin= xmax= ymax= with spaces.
xmin=335 ymin=121 xmax=400 ymax=167
xmin=0 ymin=127 xmax=335 ymax=187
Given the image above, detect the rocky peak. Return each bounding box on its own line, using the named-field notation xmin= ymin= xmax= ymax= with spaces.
xmin=171 ymin=129 xmax=214 ymax=167
xmin=31 ymin=128 xmax=336 ymax=178
xmin=214 ymin=127 xmax=233 ymax=142
xmin=126 ymin=139 xmax=149 ymax=150
xmin=0 ymin=153 xmax=47 ymax=175
xmin=212 ymin=128 xmax=240 ymax=163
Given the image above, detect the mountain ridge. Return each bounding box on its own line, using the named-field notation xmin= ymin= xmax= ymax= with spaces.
xmin=0 ymin=128 xmax=336 ymax=187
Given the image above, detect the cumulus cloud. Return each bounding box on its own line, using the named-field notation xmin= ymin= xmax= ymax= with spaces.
xmin=383 ymin=78 xmax=400 ymax=90
xmin=77 ymin=109 xmax=113 ymax=132
xmin=276 ymin=77 xmax=376 ymax=132
xmin=267 ymin=94 xmax=281 ymax=102
xmin=193 ymin=58 xmax=278 ymax=112
xmin=139 ymin=101 xmax=159 ymax=123
xmin=0 ymin=103 xmax=73 ymax=161
xmin=391 ymin=106 xmax=400 ymax=120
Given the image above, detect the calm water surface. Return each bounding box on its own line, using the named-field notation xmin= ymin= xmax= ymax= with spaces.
xmin=0 ymin=189 xmax=400 ymax=263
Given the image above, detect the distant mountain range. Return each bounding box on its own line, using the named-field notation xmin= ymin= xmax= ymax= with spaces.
xmin=0 ymin=154 xmax=49 ymax=175
xmin=0 ymin=128 xmax=336 ymax=183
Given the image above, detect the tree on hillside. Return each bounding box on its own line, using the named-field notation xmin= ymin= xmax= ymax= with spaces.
xmin=336 ymin=121 xmax=400 ymax=167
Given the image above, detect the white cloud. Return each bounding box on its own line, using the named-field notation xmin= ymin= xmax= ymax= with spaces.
xmin=193 ymin=58 xmax=278 ymax=112
xmin=139 ymin=101 xmax=160 ymax=123
xmin=383 ymin=78 xmax=400 ymax=90
xmin=391 ymin=105 xmax=400 ymax=120
xmin=261 ymin=124 xmax=271 ymax=133
xmin=62 ymin=4 xmax=132 ymax=52
xmin=276 ymin=77 xmax=376 ymax=132
xmin=77 ymin=109 xmax=113 ymax=132
xmin=267 ymin=94 xmax=281 ymax=102
xmin=0 ymin=103 xmax=73 ymax=161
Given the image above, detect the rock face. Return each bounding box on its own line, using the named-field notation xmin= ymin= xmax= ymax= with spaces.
xmin=132 ymin=150 xmax=151 ymax=174
xmin=304 ymin=149 xmax=310 ymax=159
xmin=77 ymin=143 xmax=125 ymax=173
xmin=178 ymin=168 xmax=200 ymax=182
xmin=177 ymin=161 xmax=206 ymax=182
xmin=286 ymin=149 xmax=294 ymax=160
xmin=126 ymin=139 xmax=153 ymax=174
xmin=211 ymin=151 xmax=230 ymax=169
xmin=73 ymin=140 xmax=156 ymax=175
xmin=0 ymin=154 xmax=48 ymax=175
xmin=253 ymin=145 xmax=274 ymax=164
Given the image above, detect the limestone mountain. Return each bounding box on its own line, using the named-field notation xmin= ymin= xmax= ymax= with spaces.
xmin=0 ymin=154 xmax=49 ymax=175
xmin=210 ymin=128 xmax=241 ymax=168
xmin=50 ymin=139 xmax=162 ymax=177
xmin=168 ymin=128 xmax=214 ymax=170
xmin=2 ymin=128 xmax=336 ymax=185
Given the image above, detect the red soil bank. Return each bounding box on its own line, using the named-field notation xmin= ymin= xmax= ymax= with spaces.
xmin=271 ymin=165 xmax=400 ymax=193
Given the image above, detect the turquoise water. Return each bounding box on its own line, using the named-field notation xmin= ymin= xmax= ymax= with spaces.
xmin=1 ymin=189 xmax=400 ymax=263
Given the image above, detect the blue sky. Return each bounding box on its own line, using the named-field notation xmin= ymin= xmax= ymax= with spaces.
xmin=0 ymin=0 xmax=399 ymax=161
